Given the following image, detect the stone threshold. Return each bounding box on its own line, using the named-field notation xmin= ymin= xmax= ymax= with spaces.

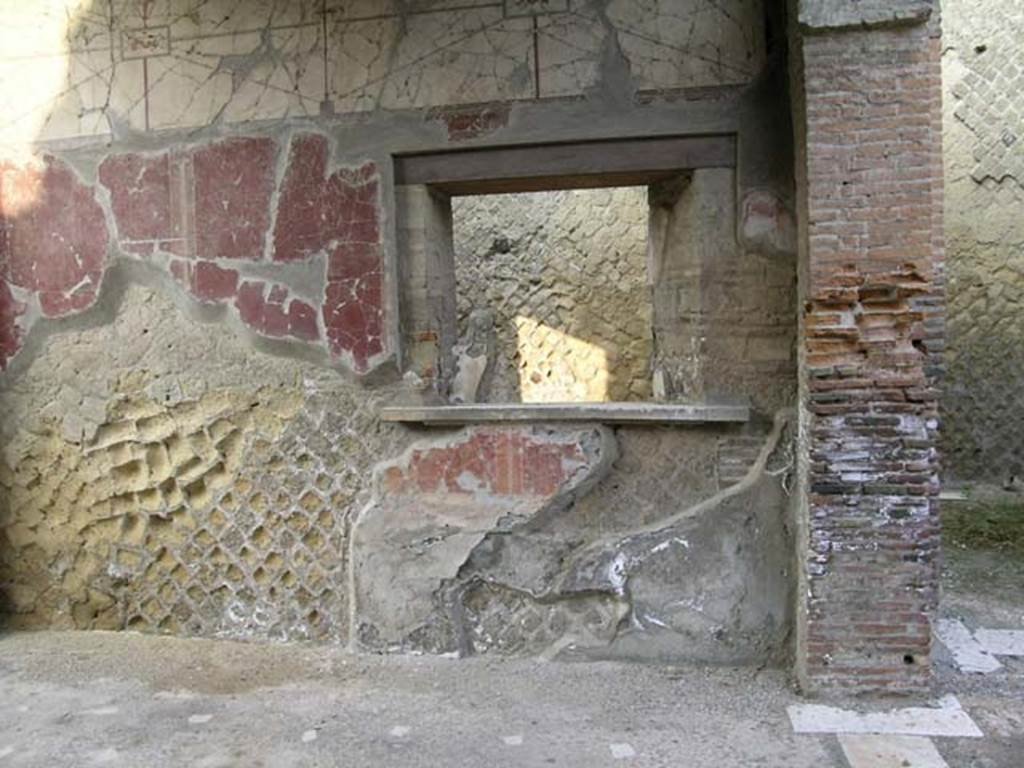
xmin=379 ymin=402 xmax=750 ymax=425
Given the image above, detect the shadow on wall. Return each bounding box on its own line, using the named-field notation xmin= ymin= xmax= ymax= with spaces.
xmin=0 ymin=0 xmax=98 ymax=626
xmin=451 ymin=187 xmax=653 ymax=404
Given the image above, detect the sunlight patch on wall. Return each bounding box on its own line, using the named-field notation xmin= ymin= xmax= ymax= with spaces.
xmin=0 ymin=0 xmax=91 ymax=158
xmin=515 ymin=315 xmax=609 ymax=403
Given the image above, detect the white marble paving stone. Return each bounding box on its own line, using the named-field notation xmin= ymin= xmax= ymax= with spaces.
xmin=787 ymin=695 xmax=983 ymax=738
xmin=839 ymin=735 xmax=949 ymax=768
xmin=974 ymin=628 xmax=1024 ymax=657
xmin=935 ymin=618 xmax=1003 ymax=673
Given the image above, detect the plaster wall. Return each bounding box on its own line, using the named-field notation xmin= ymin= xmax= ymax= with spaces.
xmin=0 ymin=0 xmax=798 ymax=665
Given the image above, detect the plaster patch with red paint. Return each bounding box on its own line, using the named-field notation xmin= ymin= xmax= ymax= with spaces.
xmin=381 ymin=429 xmax=587 ymax=498
xmin=431 ymin=104 xmax=510 ymax=142
xmin=193 ymin=137 xmax=277 ymax=260
xmin=273 ymin=134 xmax=385 ymax=371
xmin=0 ymin=155 xmax=109 ymax=319
xmin=100 ymin=136 xmax=277 ymax=261
xmin=740 ymin=189 xmax=796 ymax=256
xmin=185 ymin=261 xmax=240 ymax=303
xmin=234 ymin=279 xmax=320 ymax=342
xmin=98 ymin=151 xmax=180 ymax=256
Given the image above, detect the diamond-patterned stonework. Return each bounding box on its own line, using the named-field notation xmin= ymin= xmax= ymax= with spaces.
xmin=452 ymin=188 xmax=652 ymax=403
xmin=0 ymin=378 xmax=401 ymax=641
xmin=947 ymin=1 xmax=1024 ymax=186
xmin=122 ymin=389 xmax=398 ymax=641
xmin=942 ymin=0 xmax=1024 ymax=482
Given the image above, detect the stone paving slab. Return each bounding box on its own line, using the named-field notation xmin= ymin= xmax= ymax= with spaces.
xmin=838 ymin=735 xmax=949 ymax=768
xmin=787 ymin=695 xmax=983 ymax=738
xmin=975 ymin=629 xmax=1024 ymax=657
xmin=936 ymin=618 xmax=1004 ymax=674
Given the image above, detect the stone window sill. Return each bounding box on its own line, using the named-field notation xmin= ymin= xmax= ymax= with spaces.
xmin=379 ymin=402 xmax=750 ymax=425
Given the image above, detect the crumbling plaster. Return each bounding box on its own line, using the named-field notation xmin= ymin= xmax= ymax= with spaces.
xmin=352 ymin=412 xmax=795 ymax=662
xmin=0 ymin=282 xmax=406 ymax=639
xmin=0 ymin=0 xmax=802 ymax=667
xmin=1 ymin=282 xmax=796 ymax=664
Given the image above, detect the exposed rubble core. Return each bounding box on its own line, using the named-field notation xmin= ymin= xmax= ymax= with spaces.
xmin=0 ymin=286 xmax=794 ymax=663
xmin=0 ymin=285 xmax=404 ymax=640
xmin=353 ymin=415 xmax=794 ymax=663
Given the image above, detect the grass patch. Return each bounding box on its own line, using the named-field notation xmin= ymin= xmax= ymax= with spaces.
xmin=943 ymin=499 xmax=1024 ymax=554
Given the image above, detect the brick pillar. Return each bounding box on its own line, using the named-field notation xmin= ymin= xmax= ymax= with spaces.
xmin=790 ymin=1 xmax=944 ymax=692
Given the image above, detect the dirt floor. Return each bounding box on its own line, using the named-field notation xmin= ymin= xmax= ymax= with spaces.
xmin=0 ymin=492 xmax=1020 ymax=767
xmin=0 ymin=631 xmax=840 ymax=768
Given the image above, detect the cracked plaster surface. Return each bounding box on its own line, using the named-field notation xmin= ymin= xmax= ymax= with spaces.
xmin=1 ymin=131 xmax=388 ymax=376
xmin=349 ymin=414 xmax=794 ymax=662
xmin=0 ymin=0 xmax=767 ymax=146
xmin=0 ymin=0 xmax=794 ymax=662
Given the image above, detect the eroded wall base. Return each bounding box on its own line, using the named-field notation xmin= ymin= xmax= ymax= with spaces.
xmin=0 ymin=285 xmax=795 ymax=664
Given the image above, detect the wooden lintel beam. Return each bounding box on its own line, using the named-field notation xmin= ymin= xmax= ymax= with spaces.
xmin=394 ymin=135 xmax=735 ymax=194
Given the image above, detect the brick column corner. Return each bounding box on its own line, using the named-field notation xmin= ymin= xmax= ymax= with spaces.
xmin=789 ymin=0 xmax=945 ymax=693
